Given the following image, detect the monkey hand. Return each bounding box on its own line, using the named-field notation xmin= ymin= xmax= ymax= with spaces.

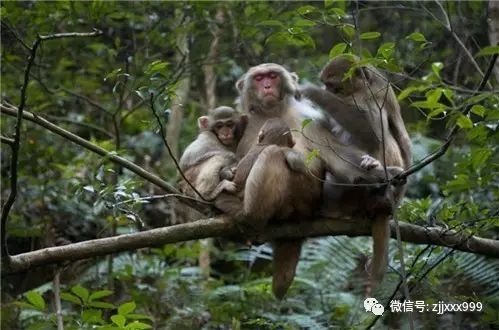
xmin=284 ymin=149 xmax=308 ymax=174
xmin=222 ymin=180 xmax=238 ymax=193
xmin=360 ymin=154 xmax=382 ymax=171
xmin=219 ymin=166 xmax=235 ymax=180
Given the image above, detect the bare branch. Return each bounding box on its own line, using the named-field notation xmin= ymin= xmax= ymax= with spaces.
xmin=0 ymin=104 xmax=211 ymax=214
xmin=4 ymin=216 xmax=498 ymax=274
xmin=0 ymin=136 xmax=15 ymax=145
xmin=149 ymin=93 xmax=207 ymax=201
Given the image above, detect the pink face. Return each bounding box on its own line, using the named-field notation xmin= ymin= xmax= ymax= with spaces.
xmin=253 ymin=71 xmax=281 ymax=103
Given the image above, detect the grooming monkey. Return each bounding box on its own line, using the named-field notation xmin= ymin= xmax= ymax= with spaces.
xmin=302 ymin=55 xmax=412 ymax=284
xmin=217 ymin=63 xmax=394 ymax=299
xmin=178 ymin=106 xmax=247 ymax=200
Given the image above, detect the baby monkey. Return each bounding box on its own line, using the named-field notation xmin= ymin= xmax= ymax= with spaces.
xmin=215 ymin=118 xmax=307 ymax=211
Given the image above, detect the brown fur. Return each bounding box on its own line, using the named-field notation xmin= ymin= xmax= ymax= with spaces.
xmin=303 ymin=55 xmax=412 ymax=284
xmin=217 ymin=63 xmax=395 ymax=299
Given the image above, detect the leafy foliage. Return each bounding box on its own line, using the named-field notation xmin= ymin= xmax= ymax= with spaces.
xmin=1 ymin=1 xmax=498 ymax=329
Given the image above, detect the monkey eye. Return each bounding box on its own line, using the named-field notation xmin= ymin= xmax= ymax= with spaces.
xmin=225 ymin=121 xmax=234 ymax=127
xmin=269 ymin=72 xmax=278 ymax=79
xmin=215 ymin=123 xmax=223 ymax=129
xmin=326 ymin=83 xmax=343 ymax=94
xmin=254 ymin=74 xmax=264 ymax=81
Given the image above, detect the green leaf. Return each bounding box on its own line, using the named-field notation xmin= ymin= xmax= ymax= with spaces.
xmin=377 ymin=42 xmax=395 ymax=59
xmin=257 ymin=20 xmax=285 ymax=28
xmin=470 ymin=104 xmax=486 ymax=117
xmin=82 ymin=309 xmax=104 ymax=324
xmin=301 ymin=118 xmax=312 ymax=129
xmin=88 ymin=301 xmax=115 ymax=309
xmin=111 ymin=314 xmax=126 ymax=328
xmin=360 ymin=32 xmax=381 ymax=40
xmin=341 ymin=24 xmax=355 ymax=39
xmin=61 ymin=292 xmax=82 ymax=305
xmin=427 ymin=107 xmax=447 ymax=118
xmin=329 ymin=43 xmax=347 ymax=58
xmin=406 ymin=32 xmax=427 ymax=42
xmin=297 ymin=5 xmax=317 ymax=15
xmin=71 ymin=285 xmax=89 ymax=303
xmin=456 ymin=114 xmax=473 ymax=129
xmin=431 ymin=62 xmax=444 ymax=78
xmin=305 ymin=149 xmax=320 ymax=166
xmin=328 ymin=7 xmax=346 ymax=16
xmin=127 ymin=314 xmax=154 ymax=321
xmin=118 ymin=301 xmax=136 ymax=315
xmin=476 ymin=46 xmax=499 ymax=57
xmin=294 ymin=19 xmax=317 ymax=27
xmin=471 ymin=148 xmax=492 ymax=170
xmin=26 ymin=291 xmax=45 ymax=310
xmin=89 ymin=290 xmax=113 ymax=301
xmin=127 ymin=321 xmax=152 ymax=330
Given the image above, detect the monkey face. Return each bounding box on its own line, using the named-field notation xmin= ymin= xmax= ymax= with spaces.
xmin=214 ymin=120 xmax=236 ymax=146
xmin=252 ymin=70 xmax=282 ymax=104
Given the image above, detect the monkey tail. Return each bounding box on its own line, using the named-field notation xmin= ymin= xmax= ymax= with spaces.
xmin=370 ymin=214 xmax=390 ymax=284
xmin=272 ymin=239 xmax=303 ymax=300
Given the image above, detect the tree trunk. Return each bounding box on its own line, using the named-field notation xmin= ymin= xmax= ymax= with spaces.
xmin=199 ymin=8 xmax=225 ymax=279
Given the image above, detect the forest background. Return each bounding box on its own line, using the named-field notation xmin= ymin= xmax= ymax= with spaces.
xmin=1 ymin=1 xmax=498 ymax=329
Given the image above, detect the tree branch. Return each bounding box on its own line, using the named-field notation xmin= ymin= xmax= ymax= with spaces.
xmin=0 ymin=104 xmax=212 ymax=214
xmin=395 ymin=53 xmax=498 ymax=181
xmin=4 ymin=216 xmax=498 ymax=274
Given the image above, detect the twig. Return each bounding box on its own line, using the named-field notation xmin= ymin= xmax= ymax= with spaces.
xmin=0 ymin=29 xmax=103 ymax=262
xmin=0 ymin=136 xmax=15 ymax=145
xmin=53 ymin=271 xmax=64 ymax=330
xmin=366 ymin=245 xmax=432 ymax=329
xmin=148 ymin=93 xmax=208 ymax=201
xmin=0 ymin=104 xmax=212 ymax=214
xmin=395 ymin=53 xmax=498 ymax=181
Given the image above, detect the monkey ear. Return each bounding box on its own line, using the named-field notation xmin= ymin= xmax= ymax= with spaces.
xmin=235 ymin=77 xmax=245 ymax=91
xmin=290 ymin=72 xmax=299 ymax=82
xmin=198 ymin=116 xmax=210 ymax=129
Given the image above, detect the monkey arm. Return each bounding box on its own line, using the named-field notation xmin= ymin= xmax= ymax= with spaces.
xmin=232 ymin=147 xmax=265 ymax=188
xmin=206 ymin=180 xmax=237 ymax=200
xmin=283 ymin=148 xmax=308 ymax=174
xmin=301 ymin=84 xmax=339 ymax=111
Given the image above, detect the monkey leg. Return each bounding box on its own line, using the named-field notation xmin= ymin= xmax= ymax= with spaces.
xmin=272 ymin=239 xmax=303 ymax=300
xmin=243 ymin=146 xmax=291 ymax=231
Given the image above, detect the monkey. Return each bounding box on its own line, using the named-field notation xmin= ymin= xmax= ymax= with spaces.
xmin=178 ymin=106 xmax=247 ymax=201
xmin=216 ymin=63 xmax=398 ymax=299
xmin=301 ymin=55 xmax=412 ymax=284
xmin=217 ymin=118 xmax=309 ymax=227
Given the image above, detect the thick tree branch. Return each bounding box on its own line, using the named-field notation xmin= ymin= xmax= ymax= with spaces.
xmin=4 ymin=216 xmax=498 ymax=274
xmin=0 ymin=104 xmax=211 ymax=214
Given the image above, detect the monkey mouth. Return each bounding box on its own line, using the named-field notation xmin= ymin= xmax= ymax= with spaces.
xmin=220 ymin=137 xmax=233 ymax=145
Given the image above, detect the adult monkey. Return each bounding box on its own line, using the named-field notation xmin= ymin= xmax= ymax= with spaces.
xmin=302 ymin=55 xmax=412 ymax=284
xmin=179 ymin=106 xmax=247 ymax=200
xmin=221 ymin=63 xmax=398 ymax=299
